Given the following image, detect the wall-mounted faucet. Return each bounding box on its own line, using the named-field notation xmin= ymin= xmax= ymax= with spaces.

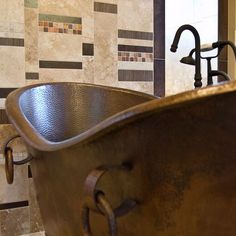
xmin=170 ymin=24 xmax=203 ymax=88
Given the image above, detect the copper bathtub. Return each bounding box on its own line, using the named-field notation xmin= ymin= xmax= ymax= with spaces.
xmin=4 ymin=81 xmax=236 ymax=236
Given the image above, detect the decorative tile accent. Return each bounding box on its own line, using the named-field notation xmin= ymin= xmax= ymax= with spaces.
xmin=28 ymin=165 xmax=32 ymax=178
xmin=24 ymin=0 xmax=38 ymax=8
xmin=39 ymin=60 xmax=82 ymax=69
xmin=118 ymin=30 xmax=153 ymax=41
xmin=94 ymin=2 xmax=118 ymax=14
xmin=25 ymin=73 xmax=39 ymax=80
xmin=118 ymin=44 xmax=153 ymax=62
xmin=0 ymin=88 xmax=17 ymax=98
xmin=118 ymin=45 xmax=153 ymax=53
xmin=0 ymin=37 xmax=24 ymax=47
xmin=0 ymin=201 xmax=29 ymax=210
xmin=38 ymin=14 xmax=82 ymax=35
xmin=118 ymin=70 xmax=153 ymax=82
xmin=118 ymin=51 xmax=153 ymax=62
xmin=0 ymin=110 xmax=9 ymax=124
xmin=83 ymin=43 xmax=94 ymax=56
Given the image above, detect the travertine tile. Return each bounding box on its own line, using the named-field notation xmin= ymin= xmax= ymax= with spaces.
xmin=25 ymin=8 xmax=39 ymax=73
xmin=0 ymin=47 xmax=25 ymax=88
xmin=29 ymin=180 xmax=44 ymax=234
xmin=0 ymin=162 xmax=28 ymax=204
xmin=117 ymin=81 xmax=154 ymax=95
xmin=38 ymin=32 xmax=82 ymax=61
xmin=0 ymin=125 xmax=27 ymax=154
xmin=118 ymin=0 xmax=153 ymax=32
xmin=0 ymin=207 xmax=30 ymax=236
xmin=39 ymin=69 xmax=84 ymax=83
xmin=94 ymin=11 xmax=118 ymax=86
xmin=20 ymin=232 xmax=45 ymax=236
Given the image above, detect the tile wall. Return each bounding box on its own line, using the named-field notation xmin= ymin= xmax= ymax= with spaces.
xmin=0 ymin=0 xmax=153 ymax=235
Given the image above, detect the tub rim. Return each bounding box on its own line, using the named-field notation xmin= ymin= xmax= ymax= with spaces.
xmin=5 ymin=80 xmax=236 ymax=152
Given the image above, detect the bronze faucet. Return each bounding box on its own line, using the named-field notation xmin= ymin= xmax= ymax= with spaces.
xmin=170 ymin=24 xmax=203 ymax=88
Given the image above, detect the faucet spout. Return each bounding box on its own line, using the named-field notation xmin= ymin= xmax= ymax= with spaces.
xmin=170 ymin=24 xmax=202 ymax=88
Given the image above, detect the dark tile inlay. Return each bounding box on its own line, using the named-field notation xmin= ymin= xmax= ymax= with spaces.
xmin=94 ymin=2 xmax=117 ymax=14
xmin=0 ymin=109 xmax=9 ymax=124
xmin=118 ymin=70 xmax=153 ymax=82
xmin=0 ymin=201 xmax=29 ymax=210
xmin=0 ymin=37 xmax=24 ymax=47
xmin=83 ymin=43 xmax=94 ymax=56
xmin=118 ymin=30 xmax=153 ymax=41
xmin=39 ymin=14 xmax=82 ymax=24
xmin=154 ymin=59 xmax=165 ymax=97
xmin=39 ymin=60 xmax=82 ymax=69
xmin=0 ymin=88 xmax=17 ymax=98
xmin=118 ymin=44 xmax=153 ymax=53
xmin=28 ymin=165 xmax=32 ymax=178
xmin=25 ymin=72 xmax=39 ymax=80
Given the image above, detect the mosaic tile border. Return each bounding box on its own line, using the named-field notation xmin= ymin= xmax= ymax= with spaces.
xmin=118 ymin=30 xmax=153 ymax=41
xmin=118 ymin=44 xmax=153 ymax=62
xmin=118 ymin=70 xmax=153 ymax=82
xmin=118 ymin=51 xmax=153 ymax=62
xmin=39 ymin=60 xmax=83 ymax=69
xmin=94 ymin=2 xmax=117 ymax=14
xmin=38 ymin=14 xmax=82 ymax=35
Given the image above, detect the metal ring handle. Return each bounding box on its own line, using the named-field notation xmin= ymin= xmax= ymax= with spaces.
xmin=81 ymin=192 xmax=117 ymax=236
xmin=3 ymin=135 xmax=32 ymax=184
xmin=83 ymin=164 xmax=136 ymax=215
xmin=4 ymin=147 xmax=14 ymax=184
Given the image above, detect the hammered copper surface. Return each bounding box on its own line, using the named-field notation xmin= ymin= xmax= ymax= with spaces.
xmin=5 ymin=81 xmax=236 ymax=236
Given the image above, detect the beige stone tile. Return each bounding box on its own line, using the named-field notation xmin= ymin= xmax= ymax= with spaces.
xmin=0 ymin=47 xmax=25 ymax=88
xmin=0 ymin=207 xmax=30 ymax=236
xmin=118 ymin=61 xmax=153 ymax=71
xmin=82 ymin=57 xmax=94 ymax=84
xmin=117 ymin=81 xmax=154 ymax=95
xmin=118 ymin=0 xmax=153 ymax=32
xmin=0 ymin=125 xmax=27 ymax=154
xmin=19 ymin=232 xmax=45 ymax=236
xmin=0 ymin=0 xmax=24 ymax=25
xmin=0 ymin=163 xmax=28 ymax=204
xmin=38 ymin=32 xmax=82 ymax=61
xmin=39 ymin=69 xmax=84 ymax=83
xmin=94 ymin=12 xmax=118 ymax=87
xmin=118 ymin=38 xmax=153 ymax=47
xmin=95 ymin=0 xmax=118 ymax=4
xmin=29 ymin=179 xmax=44 ymax=234
xmin=25 ymin=8 xmax=39 ymax=73
xmin=0 ymin=99 xmax=5 ymax=109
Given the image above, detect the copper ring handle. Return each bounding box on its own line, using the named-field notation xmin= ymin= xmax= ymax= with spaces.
xmin=4 ymin=147 xmax=14 ymax=184
xmin=3 ymin=135 xmax=32 ymax=184
xmin=81 ymin=164 xmax=136 ymax=235
xmin=81 ymin=192 xmax=117 ymax=236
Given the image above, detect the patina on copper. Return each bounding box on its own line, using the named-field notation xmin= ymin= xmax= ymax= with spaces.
xmin=5 ymin=81 xmax=236 ymax=235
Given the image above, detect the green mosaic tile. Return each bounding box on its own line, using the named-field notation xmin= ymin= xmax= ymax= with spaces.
xmin=24 ymin=0 xmax=38 ymax=8
xmin=39 ymin=14 xmax=82 ymax=24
